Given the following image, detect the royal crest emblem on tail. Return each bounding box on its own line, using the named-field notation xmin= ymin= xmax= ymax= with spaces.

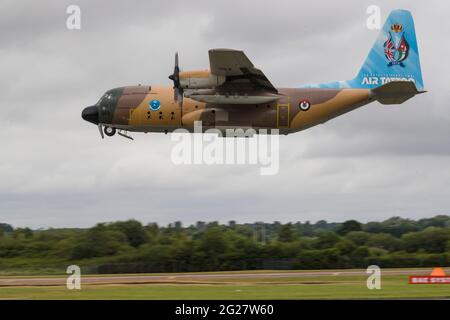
xmin=384 ymin=23 xmax=410 ymax=67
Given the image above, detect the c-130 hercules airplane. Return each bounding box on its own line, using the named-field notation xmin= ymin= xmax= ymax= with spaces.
xmin=82 ymin=10 xmax=425 ymax=139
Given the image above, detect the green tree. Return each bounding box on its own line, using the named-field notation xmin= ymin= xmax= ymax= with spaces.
xmin=12 ymin=228 xmax=33 ymax=239
xmin=402 ymin=227 xmax=450 ymax=253
xmin=365 ymin=217 xmax=419 ymax=237
xmin=195 ymin=221 xmax=206 ymax=232
xmin=296 ymin=221 xmax=314 ymax=237
xmin=146 ymin=223 xmax=160 ymax=239
xmin=314 ymin=231 xmax=340 ymax=249
xmin=350 ymin=246 xmax=370 ymax=266
xmin=71 ymin=223 xmax=127 ymax=259
xmin=228 ymin=220 xmax=236 ymax=229
xmin=352 ymin=246 xmax=369 ymax=259
xmin=417 ymin=215 xmax=450 ymax=229
xmin=0 ymin=223 xmax=13 ymax=233
xmin=113 ymin=220 xmax=148 ymax=247
xmin=336 ymin=239 xmax=357 ymax=255
xmin=297 ymin=248 xmax=341 ymax=269
xmin=314 ymin=220 xmax=329 ymax=231
xmin=346 ymin=231 xmax=371 ymax=246
xmin=367 ymin=233 xmax=400 ymax=251
xmin=1 ymin=217 xmax=450 ymax=274
xmin=338 ymin=220 xmax=362 ymax=235
xmin=199 ymin=227 xmax=228 ymax=255
xmin=174 ymin=221 xmax=183 ymax=233
xmin=278 ymin=223 xmax=296 ymax=242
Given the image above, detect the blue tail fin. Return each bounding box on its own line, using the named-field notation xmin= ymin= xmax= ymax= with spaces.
xmin=350 ymin=9 xmax=424 ymax=91
xmin=304 ymin=10 xmax=424 ymax=90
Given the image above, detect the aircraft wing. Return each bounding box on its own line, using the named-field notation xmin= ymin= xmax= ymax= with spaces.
xmin=208 ymin=49 xmax=278 ymax=93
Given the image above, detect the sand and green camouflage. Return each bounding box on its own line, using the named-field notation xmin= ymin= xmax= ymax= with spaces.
xmin=82 ymin=10 xmax=424 ymax=137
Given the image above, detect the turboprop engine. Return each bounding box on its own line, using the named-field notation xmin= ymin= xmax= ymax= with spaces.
xmin=168 ymin=52 xmax=282 ymax=105
xmin=179 ymin=70 xmax=226 ymax=89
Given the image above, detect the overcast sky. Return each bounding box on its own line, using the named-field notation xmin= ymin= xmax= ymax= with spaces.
xmin=1 ymin=0 xmax=449 ymax=228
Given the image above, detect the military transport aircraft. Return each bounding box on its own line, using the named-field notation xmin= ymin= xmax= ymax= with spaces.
xmin=82 ymin=9 xmax=425 ymax=140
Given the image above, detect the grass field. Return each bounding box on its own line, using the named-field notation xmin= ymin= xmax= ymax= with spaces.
xmin=1 ymin=271 xmax=449 ymax=299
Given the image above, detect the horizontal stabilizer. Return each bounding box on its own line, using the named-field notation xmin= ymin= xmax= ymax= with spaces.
xmin=371 ymin=81 xmax=424 ymax=105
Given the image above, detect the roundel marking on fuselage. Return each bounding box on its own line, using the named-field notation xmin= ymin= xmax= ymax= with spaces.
xmin=299 ymin=100 xmax=311 ymax=111
xmin=149 ymin=99 xmax=161 ymax=111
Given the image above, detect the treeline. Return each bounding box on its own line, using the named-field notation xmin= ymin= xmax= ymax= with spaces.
xmin=0 ymin=216 xmax=449 ymax=274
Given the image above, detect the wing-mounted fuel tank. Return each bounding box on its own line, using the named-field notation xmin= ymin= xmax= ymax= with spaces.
xmin=185 ymin=89 xmax=282 ymax=105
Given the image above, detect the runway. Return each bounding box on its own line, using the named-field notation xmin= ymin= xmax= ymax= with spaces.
xmin=0 ymin=268 xmax=436 ymax=287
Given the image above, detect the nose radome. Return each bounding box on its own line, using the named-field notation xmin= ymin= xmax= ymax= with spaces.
xmin=82 ymin=106 xmax=99 ymax=125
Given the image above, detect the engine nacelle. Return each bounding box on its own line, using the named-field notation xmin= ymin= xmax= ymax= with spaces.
xmin=179 ymin=70 xmax=225 ymax=89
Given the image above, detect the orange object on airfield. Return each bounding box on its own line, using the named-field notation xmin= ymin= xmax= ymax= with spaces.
xmin=409 ymin=268 xmax=450 ymax=284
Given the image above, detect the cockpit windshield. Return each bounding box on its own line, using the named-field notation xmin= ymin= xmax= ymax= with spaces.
xmin=97 ymin=88 xmax=123 ymax=107
xmin=96 ymin=92 xmax=113 ymax=106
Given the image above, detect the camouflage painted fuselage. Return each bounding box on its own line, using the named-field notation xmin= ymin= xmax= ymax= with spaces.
xmin=95 ymin=85 xmax=373 ymax=135
xmin=83 ymin=10 xmax=425 ymax=137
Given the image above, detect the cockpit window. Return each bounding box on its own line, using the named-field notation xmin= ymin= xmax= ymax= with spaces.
xmin=96 ymin=93 xmax=112 ymax=106
xmin=96 ymin=88 xmax=124 ymax=107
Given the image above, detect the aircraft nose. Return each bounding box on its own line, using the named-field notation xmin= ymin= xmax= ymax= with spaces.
xmin=82 ymin=106 xmax=99 ymax=124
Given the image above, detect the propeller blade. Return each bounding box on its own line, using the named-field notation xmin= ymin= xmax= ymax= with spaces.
xmin=98 ymin=124 xmax=104 ymax=139
xmin=168 ymin=52 xmax=181 ymax=88
xmin=169 ymin=52 xmax=183 ymax=104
